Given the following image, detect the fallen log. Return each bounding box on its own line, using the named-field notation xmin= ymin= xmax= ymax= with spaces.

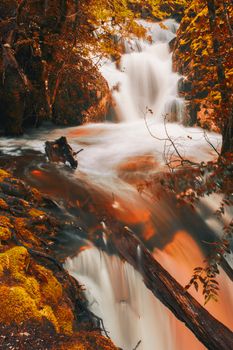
xmin=45 ymin=136 xmax=83 ymax=169
xmin=220 ymin=256 xmax=233 ymax=282
xmin=110 ymin=226 xmax=233 ymax=350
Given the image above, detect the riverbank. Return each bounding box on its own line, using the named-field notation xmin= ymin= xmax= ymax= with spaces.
xmin=0 ymin=168 xmax=117 ymax=350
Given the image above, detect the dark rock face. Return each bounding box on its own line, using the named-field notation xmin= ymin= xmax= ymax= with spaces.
xmin=52 ymin=60 xmax=111 ymax=126
xmin=0 ymin=64 xmax=26 ymax=135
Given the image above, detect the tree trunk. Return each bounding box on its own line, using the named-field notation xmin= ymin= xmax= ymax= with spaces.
xmin=110 ymin=226 xmax=233 ymax=350
xmin=206 ymin=0 xmax=233 ymax=154
xmin=221 ymin=109 xmax=233 ymax=154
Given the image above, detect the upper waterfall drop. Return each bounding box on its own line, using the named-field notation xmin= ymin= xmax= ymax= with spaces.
xmin=100 ymin=19 xmax=183 ymax=123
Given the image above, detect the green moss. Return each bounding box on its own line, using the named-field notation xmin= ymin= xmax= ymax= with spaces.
xmin=22 ymin=275 xmax=41 ymax=300
xmin=34 ymin=264 xmax=63 ymax=305
xmin=0 ymin=226 xmax=12 ymax=241
xmin=1 ymin=246 xmax=29 ymax=273
xmin=0 ymin=216 xmax=13 ymax=228
xmin=54 ymin=304 xmax=74 ymax=335
xmin=0 ymin=246 xmax=29 ymax=278
xmin=40 ymin=305 xmax=59 ymax=333
xmin=0 ymin=285 xmax=41 ymax=324
xmin=0 ymin=246 xmax=74 ymax=334
xmin=58 ymin=331 xmax=118 ymax=350
xmin=0 ymin=169 xmax=10 ymax=180
xmin=28 ymin=208 xmax=45 ymax=217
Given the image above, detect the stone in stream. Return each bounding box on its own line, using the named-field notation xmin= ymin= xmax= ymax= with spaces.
xmin=45 ymin=136 xmax=83 ymax=169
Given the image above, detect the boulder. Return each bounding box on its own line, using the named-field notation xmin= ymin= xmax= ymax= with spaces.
xmin=52 ymin=58 xmax=111 ymax=126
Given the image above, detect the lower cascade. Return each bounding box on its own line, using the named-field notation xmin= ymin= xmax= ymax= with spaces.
xmin=65 ymin=237 xmax=232 ymax=350
xmin=65 ymin=248 xmax=176 ymax=350
xmin=65 ymin=248 xmax=201 ymax=350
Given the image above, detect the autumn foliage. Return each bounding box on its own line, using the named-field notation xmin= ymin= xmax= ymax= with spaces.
xmin=173 ymin=0 xmax=233 ymax=152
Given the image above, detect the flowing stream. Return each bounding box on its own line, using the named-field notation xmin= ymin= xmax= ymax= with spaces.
xmin=1 ymin=19 xmax=232 ymax=350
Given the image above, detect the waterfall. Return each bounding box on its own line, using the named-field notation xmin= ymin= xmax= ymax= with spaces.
xmin=65 ymin=248 xmax=175 ymax=350
xmin=65 ymin=247 xmax=203 ymax=350
xmin=100 ymin=19 xmax=182 ymax=123
xmin=61 ymin=20 xmax=231 ymax=350
xmin=1 ymin=18 xmax=232 ymax=350
xmin=65 ymin=235 xmax=232 ymax=350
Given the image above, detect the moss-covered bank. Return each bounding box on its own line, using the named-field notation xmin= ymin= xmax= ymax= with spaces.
xmin=0 ymin=169 xmax=117 ymax=350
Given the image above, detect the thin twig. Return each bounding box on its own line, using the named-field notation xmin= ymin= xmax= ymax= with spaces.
xmin=132 ymin=340 xmax=142 ymax=350
xmin=203 ymin=130 xmax=220 ymax=156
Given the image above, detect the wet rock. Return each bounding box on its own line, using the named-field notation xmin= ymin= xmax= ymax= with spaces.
xmin=52 ymin=59 xmax=111 ymax=126
xmin=178 ymin=77 xmax=192 ymax=94
xmin=45 ymin=136 xmax=80 ymax=169
xmin=168 ymin=37 xmax=176 ymax=52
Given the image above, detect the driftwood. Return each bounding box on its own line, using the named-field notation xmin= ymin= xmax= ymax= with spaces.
xmin=45 ymin=136 xmax=83 ymax=169
xmin=110 ymin=226 xmax=233 ymax=350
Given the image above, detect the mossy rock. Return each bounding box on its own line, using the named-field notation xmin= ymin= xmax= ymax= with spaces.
xmin=0 ymin=285 xmax=41 ymax=324
xmin=0 ymin=246 xmax=30 ymax=276
xmin=34 ymin=264 xmax=63 ymax=305
xmin=0 ymin=170 xmax=117 ymax=348
xmin=58 ymin=331 xmax=118 ymax=350
xmin=0 ymin=215 xmax=13 ymax=227
xmin=0 ymin=246 xmax=73 ymax=334
xmin=0 ymin=226 xmax=12 ymax=241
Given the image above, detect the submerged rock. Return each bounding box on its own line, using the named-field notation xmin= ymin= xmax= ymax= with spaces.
xmin=45 ymin=136 xmax=82 ymax=169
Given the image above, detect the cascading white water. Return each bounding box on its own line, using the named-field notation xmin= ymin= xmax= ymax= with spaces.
xmin=1 ymin=19 xmax=232 ymax=350
xmin=100 ymin=19 xmax=183 ymax=123
xmin=65 ymin=247 xmax=205 ymax=350
xmin=65 ymin=248 xmax=175 ymax=350
xmin=64 ymin=234 xmax=233 ymax=350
